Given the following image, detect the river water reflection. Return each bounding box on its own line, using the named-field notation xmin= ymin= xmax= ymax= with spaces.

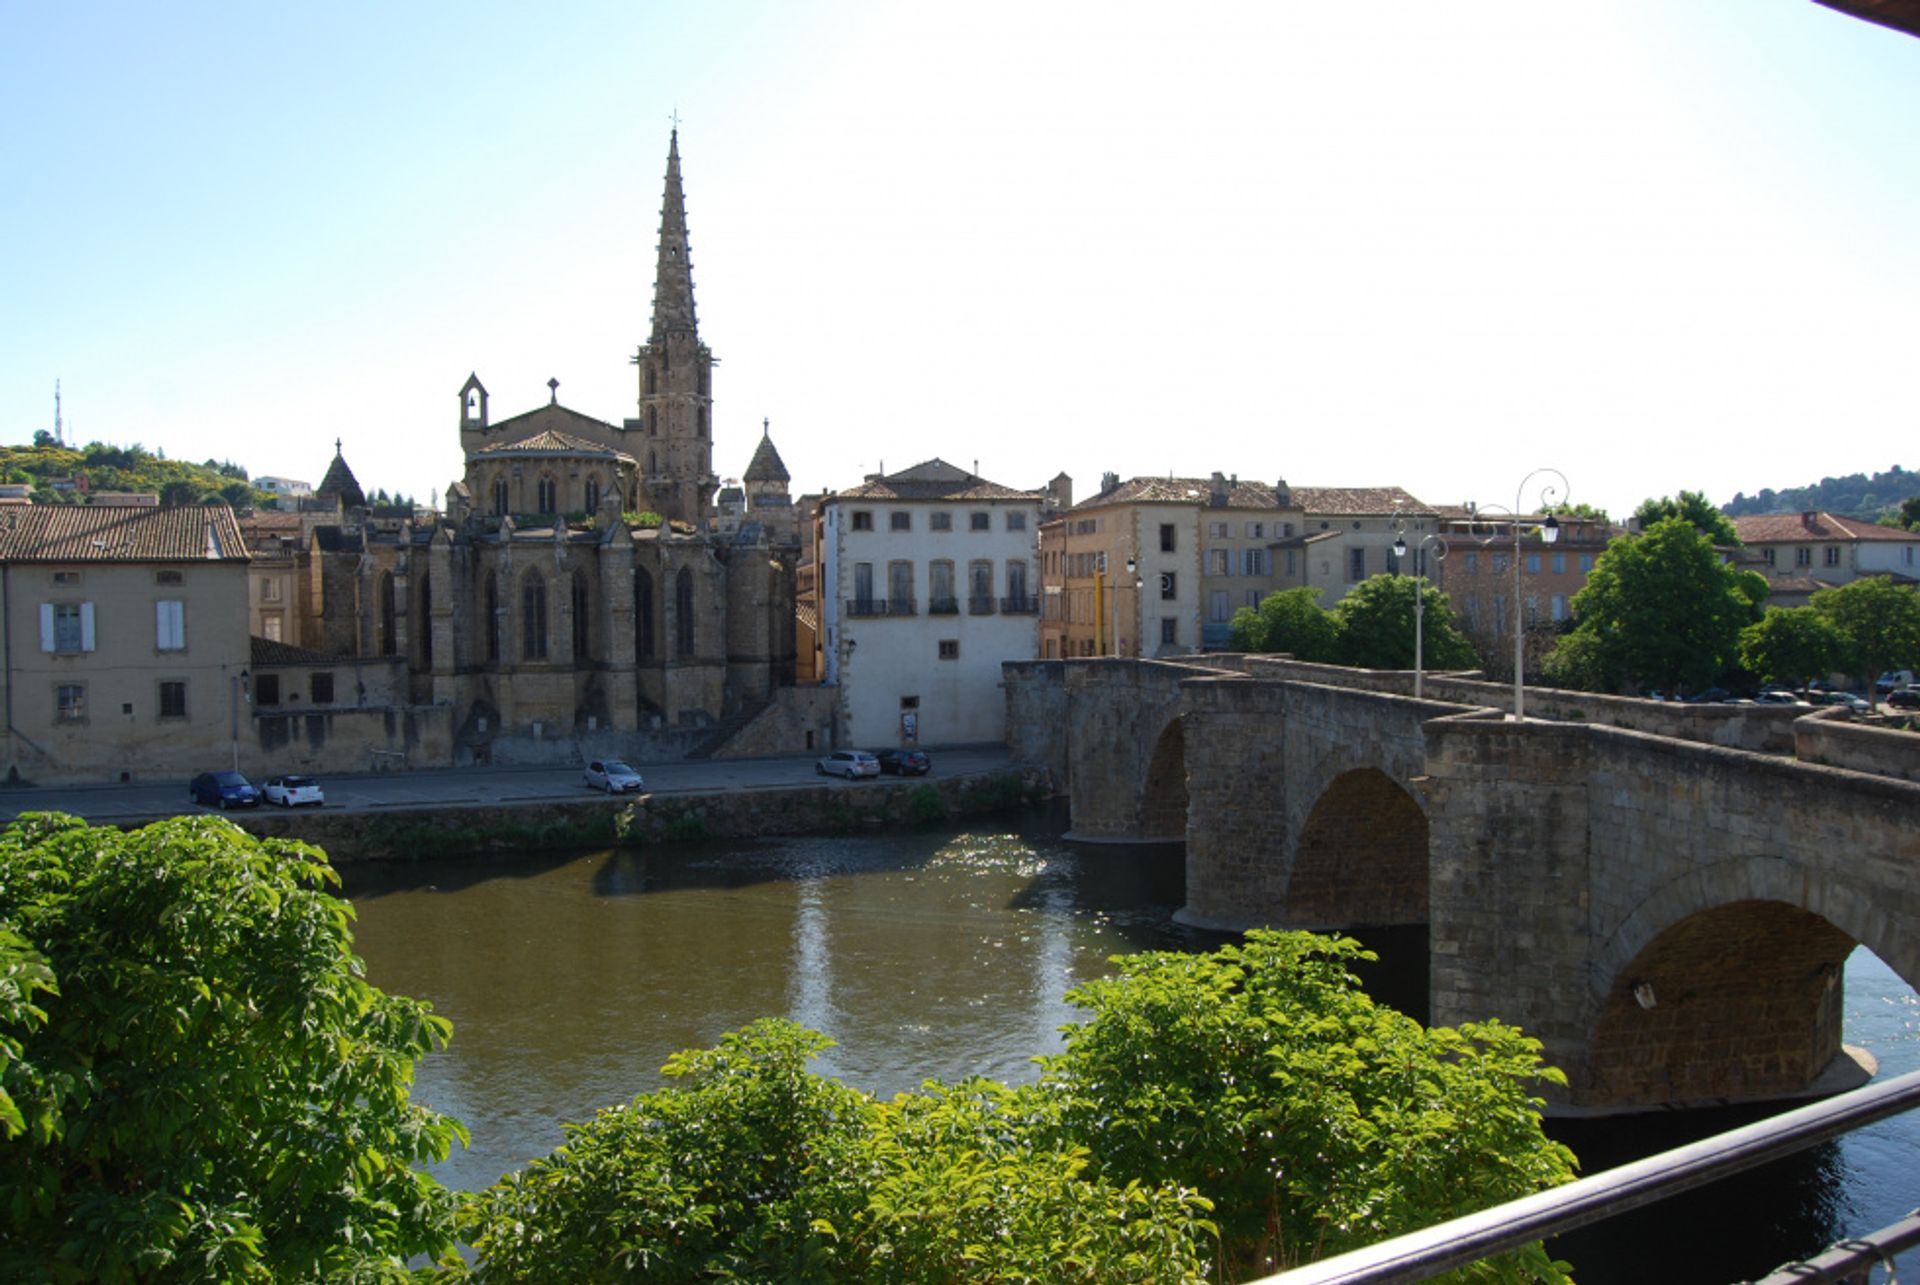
xmin=345 ymin=811 xmax=1919 ymax=1282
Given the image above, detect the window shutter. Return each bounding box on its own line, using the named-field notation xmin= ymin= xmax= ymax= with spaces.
xmin=80 ymin=602 xmax=96 ymax=652
xmin=39 ymin=604 xmax=54 ymax=652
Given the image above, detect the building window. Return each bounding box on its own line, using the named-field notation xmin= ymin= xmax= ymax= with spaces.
xmin=492 ymin=478 xmax=510 ymax=515
xmin=311 ymin=672 xmax=335 ymax=704
xmin=634 ymin=568 xmax=654 ymax=659
xmin=1285 ymin=550 xmax=1296 ymax=575
xmin=938 ymin=639 xmax=959 ymax=660
xmin=1551 ymin=594 xmax=1567 ymax=622
xmin=155 ymin=570 xmax=182 ymax=585
xmin=890 ymin=511 xmax=911 ymax=532
xmin=1465 ymin=551 xmax=1478 ymax=574
xmin=1492 ymin=553 xmax=1510 ymax=573
xmin=53 ymin=571 xmax=81 ymax=586
xmin=1209 ymin=521 xmax=1228 ymax=539
xmin=1161 ymin=617 xmax=1178 ymax=645
xmin=1763 ymin=548 xmax=1777 ymax=566
xmin=969 ymin=560 xmax=994 ymax=613
xmin=1906 ymin=547 xmax=1915 ymax=566
xmin=930 ymin=560 xmax=957 ymax=613
xmin=1006 ymin=511 xmax=1026 ymax=532
xmin=1241 ymin=548 xmax=1270 ymax=576
xmin=1824 ymin=546 xmax=1841 ymax=567
xmin=1245 ymin=521 xmax=1264 ymax=539
xmin=523 ymin=577 xmax=548 ymax=660
xmin=1159 ymin=523 xmax=1176 ymax=552
xmin=55 ymin=684 xmax=84 ymax=723
xmin=1551 ymin=553 xmax=1566 ymax=575
xmin=155 ymin=600 xmax=186 ymax=651
xmin=1349 ymin=549 xmax=1366 ymax=582
xmin=1526 ymin=553 xmax=1542 ymax=574
xmin=1160 ymin=571 xmax=1177 ymax=600
xmin=853 ymin=562 xmax=875 ymax=612
xmin=585 ymin=477 xmax=601 ymax=512
xmin=1209 ymin=590 xmax=1230 ymax=622
xmin=852 ymin=511 xmax=874 ymax=532
xmin=537 ymin=475 xmax=558 ymax=513
xmin=970 ymin=512 xmax=990 ymax=531
xmin=1579 ymin=554 xmax=1594 ymax=572
xmin=42 ymin=602 xmax=94 ymax=654
xmin=255 ymin=674 xmax=281 ymax=706
xmin=675 ymin=569 xmax=695 ymax=656
xmin=931 ymin=511 xmax=952 ymax=532
xmin=158 ymin=681 xmax=187 ymax=720
xmin=261 ymin=578 xmax=283 ymax=603
xmin=888 ymin=560 xmax=915 ymax=613
xmin=1796 ymin=547 xmax=1812 ymax=567
xmin=263 ymin=616 xmax=283 ymax=642
xmin=1005 ymin=559 xmax=1029 ymax=608
xmin=1208 ymin=550 xmax=1228 ymax=575
xmin=1245 ymin=589 xmax=1261 ymax=608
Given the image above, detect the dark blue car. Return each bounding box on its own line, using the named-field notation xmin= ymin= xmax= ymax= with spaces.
xmin=190 ymin=771 xmax=260 ymax=810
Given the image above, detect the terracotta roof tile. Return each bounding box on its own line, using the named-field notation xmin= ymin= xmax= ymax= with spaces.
xmin=1734 ymin=512 xmax=1918 ymax=543
xmin=472 ymin=428 xmax=636 ymax=461
xmin=251 ymin=637 xmax=356 ymax=667
xmin=835 ymin=458 xmax=1038 ymax=502
xmin=1289 ymin=486 xmax=1432 ymax=515
xmin=0 ymin=505 xmax=250 ymax=562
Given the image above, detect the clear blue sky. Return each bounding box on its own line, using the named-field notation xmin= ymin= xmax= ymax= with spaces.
xmin=4 ymin=1 xmax=1917 ymax=520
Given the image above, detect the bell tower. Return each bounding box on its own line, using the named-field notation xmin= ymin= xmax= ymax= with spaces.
xmin=629 ymin=129 xmax=717 ymax=525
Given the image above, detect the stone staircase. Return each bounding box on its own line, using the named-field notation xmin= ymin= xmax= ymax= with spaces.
xmin=685 ymin=699 xmax=773 ymax=760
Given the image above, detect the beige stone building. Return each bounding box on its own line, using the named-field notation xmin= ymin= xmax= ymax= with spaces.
xmin=0 ymin=505 xmax=251 ymax=784
xmin=1732 ymin=511 xmax=1920 ymax=607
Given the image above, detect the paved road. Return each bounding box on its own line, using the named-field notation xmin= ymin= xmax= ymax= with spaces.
xmin=0 ymin=746 xmax=1016 ymax=826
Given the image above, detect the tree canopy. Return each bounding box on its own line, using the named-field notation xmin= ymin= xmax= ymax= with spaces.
xmin=1738 ymin=606 xmax=1852 ymax=690
xmin=456 ymin=933 xmax=1575 ymax=1283
xmin=1229 ymin=576 xmax=1481 ymax=673
xmin=1812 ymin=576 xmax=1920 ymax=691
xmin=1633 ymin=490 xmax=1741 ymax=546
xmin=1544 ymin=517 xmax=1765 ymax=694
xmin=0 ymin=814 xmax=465 ymax=1282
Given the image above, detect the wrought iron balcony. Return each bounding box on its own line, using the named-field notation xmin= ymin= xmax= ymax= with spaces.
xmin=1000 ymin=594 xmax=1039 ymax=614
xmin=886 ymin=597 xmax=917 ymax=617
xmin=928 ymin=596 xmax=960 ymax=615
xmin=968 ymin=595 xmax=997 ymax=616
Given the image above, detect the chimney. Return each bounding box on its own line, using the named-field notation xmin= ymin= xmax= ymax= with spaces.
xmin=1274 ymin=477 xmax=1292 ymax=508
xmin=1101 ymin=471 xmax=1120 ymax=495
xmin=1208 ymin=472 xmax=1229 ymax=508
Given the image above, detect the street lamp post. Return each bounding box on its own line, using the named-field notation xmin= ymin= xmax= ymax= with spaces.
xmin=1108 ymin=556 xmax=1139 ymax=656
xmin=1391 ymin=524 xmax=1447 ymax=700
xmin=1469 ymin=470 xmax=1567 ymax=720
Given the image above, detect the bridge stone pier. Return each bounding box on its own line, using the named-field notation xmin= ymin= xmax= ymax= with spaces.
xmin=1004 ymin=656 xmax=1920 ymax=1112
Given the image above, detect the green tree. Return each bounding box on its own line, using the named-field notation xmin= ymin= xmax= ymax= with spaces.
xmin=1897 ymin=495 xmax=1920 ymax=531
xmin=1038 ymin=931 xmax=1575 ymax=1282
xmin=456 ymin=1019 xmax=1216 ymax=1283
xmin=1544 ymin=501 xmax=1610 ymax=522
xmin=1545 ymin=517 xmax=1762 ymax=694
xmin=1633 ymin=489 xmax=1740 ymax=546
xmin=1813 ymin=576 xmax=1920 ymax=693
xmin=1739 ymin=607 xmax=1852 ymax=689
xmin=0 ymin=813 xmax=465 ymax=1282
xmin=1332 ymin=573 xmax=1481 ymax=671
xmin=1227 ymin=586 xmax=1341 ymax=660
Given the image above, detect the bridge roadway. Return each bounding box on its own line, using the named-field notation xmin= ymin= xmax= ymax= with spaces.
xmin=1003 ymin=655 xmax=1920 ymax=1114
xmin=0 ymin=747 xmax=1015 ymax=828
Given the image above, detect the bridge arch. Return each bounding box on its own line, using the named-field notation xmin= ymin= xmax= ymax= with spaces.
xmin=1587 ymin=898 xmax=1855 ymax=1108
xmin=1136 ymin=716 xmax=1187 ymax=841
xmin=1287 ymin=767 xmax=1429 ymax=927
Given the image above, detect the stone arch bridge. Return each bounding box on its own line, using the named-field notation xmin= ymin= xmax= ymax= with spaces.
xmin=1003 ymin=656 xmax=1920 ymax=1112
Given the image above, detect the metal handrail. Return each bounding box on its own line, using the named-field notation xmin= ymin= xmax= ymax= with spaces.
xmin=1254 ymin=1069 xmax=1920 ymax=1285
xmin=1748 ymin=1212 xmax=1920 ymax=1284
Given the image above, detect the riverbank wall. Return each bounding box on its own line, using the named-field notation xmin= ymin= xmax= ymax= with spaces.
xmin=233 ymin=767 xmax=1050 ymax=863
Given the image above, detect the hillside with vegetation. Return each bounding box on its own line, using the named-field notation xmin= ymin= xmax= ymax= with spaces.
xmin=1721 ymin=466 xmax=1918 ymax=526
xmin=0 ymin=436 xmax=270 ymax=508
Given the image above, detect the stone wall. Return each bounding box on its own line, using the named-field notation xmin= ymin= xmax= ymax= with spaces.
xmin=223 ymin=767 xmax=1045 ymax=863
xmin=713 ymin=685 xmax=837 ymax=759
xmin=1794 ymin=705 xmax=1920 ymax=783
xmin=1002 ymin=661 xmax=1069 ymax=787
xmin=247 ymin=703 xmax=455 ymax=777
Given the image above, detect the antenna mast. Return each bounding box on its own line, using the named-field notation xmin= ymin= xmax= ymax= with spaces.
xmin=53 ymin=380 xmax=63 ymax=446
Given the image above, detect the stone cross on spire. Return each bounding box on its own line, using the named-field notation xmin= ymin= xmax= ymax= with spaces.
xmin=649 ymin=127 xmax=698 ymax=341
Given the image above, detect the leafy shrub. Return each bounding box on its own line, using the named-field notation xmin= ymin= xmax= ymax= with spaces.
xmin=0 ymin=813 xmax=464 ymax=1282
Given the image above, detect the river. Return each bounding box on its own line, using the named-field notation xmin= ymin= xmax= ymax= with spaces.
xmin=344 ymin=811 xmax=1920 ymax=1283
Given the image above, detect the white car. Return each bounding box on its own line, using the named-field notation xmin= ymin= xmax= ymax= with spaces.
xmin=815 ymin=750 xmax=881 ymax=779
xmin=584 ymin=759 xmax=645 ymax=792
xmin=262 ymin=774 xmax=324 ymax=807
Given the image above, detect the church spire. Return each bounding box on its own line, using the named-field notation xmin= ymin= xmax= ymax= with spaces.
xmin=650 ymin=128 xmax=698 ymax=341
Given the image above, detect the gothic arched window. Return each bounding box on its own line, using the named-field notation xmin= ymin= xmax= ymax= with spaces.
xmin=492 ymin=478 xmax=509 ymax=516
xmin=522 ymin=574 xmax=548 ymax=661
xmin=584 ymin=476 xmax=601 ymax=513
xmin=674 ymin=568 xmax=694 ymax=658
xmin=417 ymin=572 xmax=432 ymax=668
xmin=635 ymin=567 xmax=656 ymax=659
xmin=537 ymin=474 xmax=557 ymax=514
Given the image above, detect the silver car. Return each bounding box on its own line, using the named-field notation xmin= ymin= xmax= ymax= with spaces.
xmin=262 ymin=774 xmax=324 ymax=807
xmin=584 ymin=759 xmax=645 ymax=792
xmin=815 ymin=750 xmax=881 ymax=779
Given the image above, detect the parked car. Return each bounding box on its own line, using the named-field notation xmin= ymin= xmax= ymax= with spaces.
xmin=1878 ymin=670 xmax=1916 ymax=693
xmin=190 ymin=771 xmax=260 ymax=810
xmin=1887 ymin=688 xmax=1920 ymax=710
xmin=262 ymin=774 xmax=325 ymax=807
xmin=1751 ymin=689 xmax=1810 ymax=707
xmin=584 ymin=759 xmax=645 ymax=792
xmin=1684 ymin=688 xmax=1731 ymax=704
xmin=1807 ymin=690 xmax=1874 ymax=713
xmin=875 ymin=748 xmax=931 ymax=776
xmin=816 ymin=750 xmax=881 ymax=779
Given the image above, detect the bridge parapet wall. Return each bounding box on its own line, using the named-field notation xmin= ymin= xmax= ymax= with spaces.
xmin=1181 ymin=679 xmax=1478 ymax=929
xmin=1793 ymin=705 xmax=1920 ymax=784
xmin=1240 ymin=656 xmax=1799 ymax=754
xmin=1003 ymin=661 xmax=1069 ymax=787
xmin=1055 ymin=658 xmax=1234 ymax=840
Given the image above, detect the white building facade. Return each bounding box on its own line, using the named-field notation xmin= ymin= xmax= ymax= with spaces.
xmin=818 ymin=460 xmax=1042 ymax=748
